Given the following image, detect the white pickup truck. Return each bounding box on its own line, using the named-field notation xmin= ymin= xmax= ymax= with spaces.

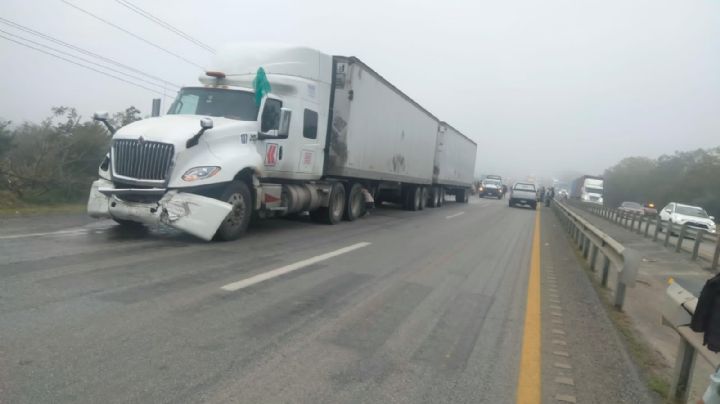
xmin=508 ymin=182 xmax=537 ymax=210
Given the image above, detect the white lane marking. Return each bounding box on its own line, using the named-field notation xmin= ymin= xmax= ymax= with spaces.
xmin=220 ymin=242 xmax=372 ymax=292
xmin=445 ymin=211 xmax=465 ymax=219
xmin=0 ymin=228 xmax=89 ymax=240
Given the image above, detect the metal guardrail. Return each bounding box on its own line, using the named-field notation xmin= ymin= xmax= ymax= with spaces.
xmin=663 ymin=281 xmax=720 ymax=403
xmin=575 ymin=203 xmax=720 ymax=271
xmin=551 ymin=200 xmax=640 ymax=310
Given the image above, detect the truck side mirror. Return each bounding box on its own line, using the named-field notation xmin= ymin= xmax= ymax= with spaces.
xmin=278 ymin=108 xmax=291 ymax=138
xmin=200 ymin=117 xmax=214 ymax=130
xmin=93 ymin=111 xmax=115 ymax=135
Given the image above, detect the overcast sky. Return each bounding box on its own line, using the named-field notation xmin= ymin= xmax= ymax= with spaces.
xmin=1 ymin=0 xmax=719 ymax=180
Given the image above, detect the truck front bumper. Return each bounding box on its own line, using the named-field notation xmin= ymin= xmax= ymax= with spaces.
xmin=87 ymin=179 xmax=232 ymax=241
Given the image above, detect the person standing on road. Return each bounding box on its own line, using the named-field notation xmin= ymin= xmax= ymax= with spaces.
xmin=692 ymin=273 xmax=720 ymax=404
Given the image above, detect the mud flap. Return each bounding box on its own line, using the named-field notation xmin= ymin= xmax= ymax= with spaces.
xmin=159 ymin=192 xmax=232 ymax=241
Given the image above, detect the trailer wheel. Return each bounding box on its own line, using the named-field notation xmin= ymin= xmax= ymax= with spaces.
xmin=410 ymin=186 xmax=422 ymax=211
xmin=214 ymin=180 xmax=252 ymax=241
xmin=457 ymin=189 xmax=468 ymax=203
xmin=419 ymin=187 xmax=427 ymax=210
xmin=344 ymin=183 xmax=365 ymax=221
xmin=311 ymin=182 xmax=345 ymax=224
xmin=427 ymin=187 xmax=437 ymax=208
xmin=438 ymin=188 xmax=445 ymax=207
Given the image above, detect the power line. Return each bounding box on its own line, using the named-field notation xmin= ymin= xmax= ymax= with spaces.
xmin=60 ymin=0 xmax=204 ymax=69
xmin=0 ymin=28 xmax=177 ymax=92
xmin=0 ymin=32 xmax=168 ymax=96
xmin=115 ymin=0 xmax=215 ymax=53
xmin=0 ymin=17 xmax=181 ymax=89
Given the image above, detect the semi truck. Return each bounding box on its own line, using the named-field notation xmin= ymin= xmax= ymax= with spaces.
xmin=87 ymin=44 xmax=477 ymax=241
xmin=570 ymin=175 xmax=604 ymax=205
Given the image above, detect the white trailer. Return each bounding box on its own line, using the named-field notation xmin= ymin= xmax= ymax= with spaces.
xmin=428 ymin=123 xmax=477 ymax=206
xmin=87 ymin=44 xmax=475 ymax=241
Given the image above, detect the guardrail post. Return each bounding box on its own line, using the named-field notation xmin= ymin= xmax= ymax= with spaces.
xmin=644 ymin=216 xmax=651 ymax=238
xmin=601 ymin=255 xmax=610 ymax=287
xmin=590 ymin=244 xmax=599 ymax=270
xmin=712 ymin=234 xmax=720 ymax=271
xmin=665 ymin=222 xmax=673 ymax=247
xmin=692 ymin=229 xmax=706 ymax=261
xmin=676 ymin=223 xmax=688 ymax=252
xmin=583 ymin=236 xmax=590 ymax=258
xmin=637 ymin=215 xmax=645 ymax=234
xmin=653 ymin=216 xmax=662 ymax=242
xmin=615 ymin=248 xmax=640 ymax=310
xmin=669 ymin=338 xmax=698 ymax=403
xmin=630 ymin=214 xmax=637 ymax=231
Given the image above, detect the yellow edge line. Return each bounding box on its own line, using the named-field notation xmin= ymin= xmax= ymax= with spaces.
xmin=516 ymin=209 xmax=542 ymax=404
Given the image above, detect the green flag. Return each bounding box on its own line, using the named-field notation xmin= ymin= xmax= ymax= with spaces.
xmin=253 ymin=67 xmax=271 ymax=106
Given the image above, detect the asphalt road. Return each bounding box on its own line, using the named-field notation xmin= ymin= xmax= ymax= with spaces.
xmin=0 ymin=197 xmax=650 ymax=403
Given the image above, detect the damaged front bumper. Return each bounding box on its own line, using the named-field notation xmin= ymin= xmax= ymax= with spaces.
xmin=87 ymin=179 xmax=232 ymax=241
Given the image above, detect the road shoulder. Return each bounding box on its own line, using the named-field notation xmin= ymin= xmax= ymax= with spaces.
xmin=540 ymin=206 xmax=656 ymax=403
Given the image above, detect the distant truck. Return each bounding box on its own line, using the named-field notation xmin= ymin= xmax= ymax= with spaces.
xmin=570 ymin=175 xmax=604 ymax=205
xmin=87 ymin=44 xmax=477 ymax=241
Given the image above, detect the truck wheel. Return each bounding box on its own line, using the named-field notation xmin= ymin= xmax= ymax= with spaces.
xmin=411 ymin=186 xmax=422 ymax=211
xmin=311 ymin=182 xmax=345 ymax=224
xmin=457 ymin=189 xmax=468 ymax=203
xmin=344 ymin=183 xmax=365 ymax=221
xmin=214 ymin=180 xmax=252 ymax=241
xmin=419 ymin=187 xmax=427 ymax=210
xmin=438 ymin=189 xmax=445 ymax=207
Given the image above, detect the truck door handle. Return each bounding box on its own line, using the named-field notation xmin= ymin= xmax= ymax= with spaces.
xmin=279 ymin=146 xmax=283 ymax=160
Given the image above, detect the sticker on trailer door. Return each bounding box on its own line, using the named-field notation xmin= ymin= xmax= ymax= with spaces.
xmin=298 ymin=150 xmax=314 ymax=172
xmin=265 ymin=143 xmax=278 ymax=166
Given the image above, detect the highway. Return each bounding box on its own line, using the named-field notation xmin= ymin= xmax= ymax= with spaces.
xmin=0 ymin=198 xmax=650 ymax=403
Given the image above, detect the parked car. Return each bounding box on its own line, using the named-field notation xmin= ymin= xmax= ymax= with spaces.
xmin=509 ymin=182 xmax=537 ymax=209
xmin=617 ymin=201 xmax=645 ymax=215
xmin=659 ymin=202 xmax=717 ymax=234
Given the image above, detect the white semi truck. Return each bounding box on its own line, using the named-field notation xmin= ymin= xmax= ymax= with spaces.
xmin=87 ymin=44 xmax=477 ymax=241
xmin=570 ymin=175 xmax=604 ymax=205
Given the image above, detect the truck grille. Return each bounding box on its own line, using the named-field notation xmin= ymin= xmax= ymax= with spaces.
xmin=113 ymin=139 xmax=174 ymax=181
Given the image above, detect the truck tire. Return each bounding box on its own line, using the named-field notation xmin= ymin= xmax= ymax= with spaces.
xmin=344 ymin=182 xmax=365 ymax=221
xmin=311 ymin=182 xmax=345 ymax=224
xmin=457 ymin=189 xmax=468 ymax=203
xmin=214 ymin=180 xmax=252 ymax=241
xmin=438 ymin=188 xmax=445 ymax=207
xmin=411 ymin=186 xmax=422 ymax=211
xmin=427 ymin=188 xmax=436 ymax=208
xmin=419 ymin=187 xmax=427 ymax=210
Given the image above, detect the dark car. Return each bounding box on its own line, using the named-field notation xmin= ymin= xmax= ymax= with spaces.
xmin=617 ymin=201 xmax=645 ymax=215
xmin=478 ymin=179 xmax=503 ymax=199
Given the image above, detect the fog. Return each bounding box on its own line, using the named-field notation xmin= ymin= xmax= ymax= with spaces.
xmin=1 ymin=0 xmax=719 ymax=180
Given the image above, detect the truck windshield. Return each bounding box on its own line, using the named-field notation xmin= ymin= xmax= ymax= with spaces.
xmin=585 ymin=187 xmax=603 ymax=195
xmin=168 ymin=88 xmax=258 ymax=121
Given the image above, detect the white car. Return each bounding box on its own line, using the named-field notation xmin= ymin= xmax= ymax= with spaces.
xmin=659 ymin=202 xmax=717 ymax=234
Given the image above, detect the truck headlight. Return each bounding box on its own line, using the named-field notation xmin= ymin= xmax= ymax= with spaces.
xmin=182 ymin=166 xmax=221 ymax=181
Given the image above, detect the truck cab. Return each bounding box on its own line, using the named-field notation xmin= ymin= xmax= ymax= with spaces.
xmin=89 ymin=45 xmax=335 ymax=241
